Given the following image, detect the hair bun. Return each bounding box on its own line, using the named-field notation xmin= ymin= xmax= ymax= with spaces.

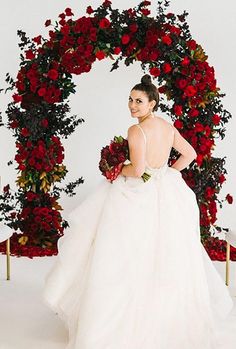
xmin=141 ymin=74 xmax=152 ymax=85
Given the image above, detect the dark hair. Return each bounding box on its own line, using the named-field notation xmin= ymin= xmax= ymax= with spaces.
xmin=131 ymin=74 xmax=159 ymax=111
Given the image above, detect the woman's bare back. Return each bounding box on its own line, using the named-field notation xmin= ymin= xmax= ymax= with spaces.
xmin=136 ymin=116 xmax=174 ymax=169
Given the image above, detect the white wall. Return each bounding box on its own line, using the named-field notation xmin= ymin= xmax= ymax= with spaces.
xmin=0 ymin=0 xmax=235 ymax=230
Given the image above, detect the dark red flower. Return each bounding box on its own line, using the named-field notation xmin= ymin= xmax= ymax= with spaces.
xmin=99 ymin=18 xmax=110 ymax=29
xmin=161 ymin=35 xmax=172 ymax=45
xmin=188 ymin=108 xmax=199 ymax=117
xmin=9 ymin=120 xmax=19 ymax=129
xmin=65 ymin=8 xmax=73 ymax=16
xmin=226 ymin=194 xmax=233 ymax=204
xmin=121 ymin=34 xmax=131 ymax=45
xmin=96 ymin=50 xmax=106 ymax=60
xmin=3 ymin=184 xmax=10 ymax=193
xmin=21 ymin=128 xmax=30 ymax=137
xmin=141 ymin=9 xmax=150 ymax=16
xmin=129 ymin=23 xmax=138 ymax=33
xmin=149 ymin=67 xmax=160 ymax=77
xmin=173 ymin=105 xmax=183 ymax=116
xmin=86 ymin=6 xmax=94 ymax=14
xmin=33 ymin=35 xmax=42 ymax=45
xmin=174 ymin=119 xmax=183 ymax=129
xmin=114 ymin=47 xmax=121 ymax=55
xmin=196 ymin=154 xmax=203 ymax=166
xmin=212 ymin=114 xmax=221 ymax=125
xmin=38 ymin=87 xmax=46 ymax=96
xmin=41 ymin=119 xmax=49 ymax=128
xmin=13 ymin=94 xmax=22 ymax=103
xmin=103 ymin=0 xmax=112 ymax=7
xmin=158 ymin=85 xmax=167 ymax=93
xmin=45 ymin=19 xmax=51 ymax=27
xmin=142 ymin=1 xmax=151 ymax=5
xmin=185 ymin=85 xmax=197 ymax=97
xmin=47 ymin=69 xmax=59 ymax=80
xmin=25 ymin=50 xmax=35 ymax=60
xmin=219 ymin=174 xmax=226 ymax=184
xmin=194 ymin=122 xmax=204 ymax=133
xmin=181 ymin=56 xmax=190 ymax=66
xmin=162 ymin=63 xmax=172 ymax=73
xmin=187 ymin=39 xmax=197 ymax=51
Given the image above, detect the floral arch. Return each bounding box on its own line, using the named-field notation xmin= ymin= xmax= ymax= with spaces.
xmin=0 ymin=0 xmax=234 ymax=260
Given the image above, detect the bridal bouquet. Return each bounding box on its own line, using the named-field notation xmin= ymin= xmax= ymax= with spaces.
xmin=99 ymin=136 xmax=151 ymax=183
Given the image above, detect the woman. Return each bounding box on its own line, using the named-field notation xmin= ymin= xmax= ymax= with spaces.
xmin=43 ymin=75 xmax=234 ymax=349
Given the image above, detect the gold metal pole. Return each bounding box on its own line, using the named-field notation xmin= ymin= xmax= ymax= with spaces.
xmin=6 ymin=238 xmax=10 ymax=280
xmin=225 ymin=242 xmax=230 ymax=286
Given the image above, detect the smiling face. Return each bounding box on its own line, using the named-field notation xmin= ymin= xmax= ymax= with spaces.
xmin=128 ymin=89 xmax=156 ymax=119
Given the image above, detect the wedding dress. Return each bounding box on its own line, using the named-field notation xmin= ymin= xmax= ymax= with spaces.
xmin=43 ymin=124 xmax=235 ymax=349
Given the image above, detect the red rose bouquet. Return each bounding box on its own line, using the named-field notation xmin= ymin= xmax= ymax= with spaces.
xmin=99 ymin=136 xmax=151 ymax=183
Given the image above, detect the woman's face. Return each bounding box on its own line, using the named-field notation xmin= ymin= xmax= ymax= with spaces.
xmin=128 ymin=89 xmax=155 ymax=119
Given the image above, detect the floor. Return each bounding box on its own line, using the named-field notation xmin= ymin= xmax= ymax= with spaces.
xmin=0 ymin=254 xmax=236 ymax=349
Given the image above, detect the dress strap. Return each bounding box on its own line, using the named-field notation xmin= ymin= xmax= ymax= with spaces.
xmin=135 ymin=124 xmax=147 ymax=144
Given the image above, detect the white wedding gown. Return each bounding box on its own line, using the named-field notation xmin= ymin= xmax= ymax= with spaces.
xmin=43 ymin=151 xmax=236 ymax=348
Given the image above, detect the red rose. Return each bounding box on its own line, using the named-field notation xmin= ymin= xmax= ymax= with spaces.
xmin=194 ymin=122 xmax=204 ymax=132
xmin=149 ymin=67 xmax=160 ymax=77
xmin=9 ymin=120 xmax=19 ymax=129
xmin=161 ymin=35 xmax=172 ymax=45
xmin=114 ymin=47 xmax=121 ymax=55
xmin=174 ymin=119 xmax=183 ymax=129
xmin=169 ymin=25 xmax=181 ymax=35
xmin=26 ymin=192 xmax=37 ymax=202
xmin=226 ymin=194 xmax=233 ymax=204
xmin=3 ymin=184 xmax=10 ymax=193
xmin=59 ymin=13 xmax=65 ymax=19
xmin=21 ymin=128 xmax=30 ymax=137
xmin=96 ymin=50 xmax=106 ymax=60
xmin=173 ymin=105 xmax=183 ymax=116
xmin=25 ymin=50 xmax=35 ymax=60
xmin=162 ymin=63 xmax=172 ymax=73
xmin=196 ymin=154 xmax=203 ymax=166
xmin=177 ymin=78 xmax=188 ymax=89
xmin=181 ymin=56 xmax=190 ymax=66
xmin=149 ymin=50 xmax=159 ymax=61
xmin=86 ymin=6 xmax=94 ymax=14
xmin=187 ymin=39 xmax=197 ymax=51
xmin=212 ymin=114 xmax=221 ymax=125
xmin=65 ymin=7 xmax=73 ymax=16
xmin=188 ymin=108 xmax=199 ymax=117
xmin=141 ymin=9 xmax=150 ymax=16
xmin=33 ymin=35 xmax=42 ymax=45
xmin=185 ymin=85 xmax=197 ymax=97
xmin=38 ymin=87 xmax=46 ymax=96
xmin=158 ymin=85 xmax=167 ymax=93
xmin=219 ymin=174 xmax=226 ymax=184
xmin=41 ymin=119 xmax=49 ymax=128
xmin=121 ymin=34 xmax=131 ymax=45
xmin=129 ymin=23 xmax=138 ymax=33
xmin=13 ymin=94 xmax=22 ymax=103
xmin=47 ymin=69 xmax=59 ymax=80
xmin=205 ymin=186 xmax=215 ymax=199
xmin=99 ymin=18 xmax=110 ymax=29
xmin=103 ymin=0 xmax=112 ymax=7
xmin=19 ymin=164 xmax=26 ymax=171
xmin=45 ymin=19 xmax=51 ymax=27
xmin=142 ymin=1 xmax=151 ymax=5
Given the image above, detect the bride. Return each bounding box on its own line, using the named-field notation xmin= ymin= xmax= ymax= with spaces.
xmin=43 ymin=75 xmax=235 ymax=349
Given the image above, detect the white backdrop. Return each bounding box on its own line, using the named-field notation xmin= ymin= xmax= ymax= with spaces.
xmin=0 ymin=0 xmax=235 ymax=230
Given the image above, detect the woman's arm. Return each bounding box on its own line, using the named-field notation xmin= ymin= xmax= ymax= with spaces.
xmin=171 ymin=126 xmax=197 ymax=171
xmin=121 ymin=125 xmax=146 ymax=178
